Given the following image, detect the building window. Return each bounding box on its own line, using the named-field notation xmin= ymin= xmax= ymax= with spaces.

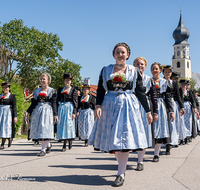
xmin=177 ymin=51 xmax=180 ymax=56
xmin=187 ymin=62 xmax=189 ymax=68
xmin=177 ymin=61 xmax=180 ymax=68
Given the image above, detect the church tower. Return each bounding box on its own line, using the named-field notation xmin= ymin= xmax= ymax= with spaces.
xmin=172 ymin=11 xmax=191 ymax=78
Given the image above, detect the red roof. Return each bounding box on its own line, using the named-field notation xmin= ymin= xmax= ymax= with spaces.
xmin=90 ymin=85 xmax=97 ymax=97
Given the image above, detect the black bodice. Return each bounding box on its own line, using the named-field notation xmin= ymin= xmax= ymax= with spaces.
xmin=106 ymin=80 xmax=133 ymax=91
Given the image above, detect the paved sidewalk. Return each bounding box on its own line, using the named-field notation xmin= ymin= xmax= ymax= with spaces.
xmin=0 ymin=136 xmax=200 ymax=190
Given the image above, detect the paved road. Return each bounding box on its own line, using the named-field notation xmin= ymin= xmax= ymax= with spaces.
xmin=0 ymin=136 xmax=200 ymax=190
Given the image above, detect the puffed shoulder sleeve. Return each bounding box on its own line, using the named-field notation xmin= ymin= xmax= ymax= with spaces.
xmin=150 ymin=79 xmax=158 ymax=114
xmin=27 ymin=91 xmax=37 ymax=115
xmin=11 ymin=94 xmax=17 ymax=118
xmin=165 ymin=86 xmax=174 ymax=113
xmin=90 ymin=95 xmax=96 ymax=110
xmin=135 ymin=70 xmax=150 ymax=113
xmin=51 ymin=90 xmax=58 ymax=116
xmin=72 ymin=88 xmax=78 ymax=114
xmin=96 ymin=68 xmax=106 ymax=106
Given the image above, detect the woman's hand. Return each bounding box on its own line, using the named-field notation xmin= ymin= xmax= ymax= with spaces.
xmin=54 ymin=116 xmax=59 ymax=123
xmin=14 ymin=117 xmax=17 ymax=123
xmin=146 ymin=112 xmax=153 ymax=125
xmin=180 ymin=108 xmax=185 ymax=116
xmin=23 ymin=112 xmax=28 ymax=120
xmin=194 ymin=108 xmax=199 ymax=117
xmin=153 ymin=113 xmax=158 ymax=123
xmin=76 ymin=112 xmax=79 ymax=117
xmin=95 ymin=105 xmax=101 ymax=119
xmin=170 ymin=112 xmax=175 ymax=122
xmin=72 ymin=114 xmax=76 ymax=120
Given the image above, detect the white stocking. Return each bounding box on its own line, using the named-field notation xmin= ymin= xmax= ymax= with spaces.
xmin=41 ymin=141 xmax=48 ymax=152
xmin=116 ymin=152 xmax=129 ymax=179
xmin=154 ymin=144 xmax=161 ymax=156
xmin=137 ymin=149 xmax=146 ymax=163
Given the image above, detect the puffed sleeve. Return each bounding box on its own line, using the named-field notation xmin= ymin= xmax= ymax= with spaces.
xmin=174 ymin=81 xmax=184 ymax=109
xmin=135 ymin=71 xmax=151 ymax=113
xmin=149 ymin=79 xmax=158 ymax=114
xmin=189 ymin=90 xmax=197 ymax=108
xmin=164 ymin=86 xmax=174 ymax=113
xmin=96 ymin=68 xmax=106 ymax=105
xmin=90 ymin=95 xmax=96 ymax=110
xmin=11 ymin=94 xmax=17 ymax=118
xmin=51 ymin=90 xmax=58 ymax=116
xmin=27 ymin=91 xmax=37 ymax=115
xmin=72 ymin=88 xmax=78 ymax=115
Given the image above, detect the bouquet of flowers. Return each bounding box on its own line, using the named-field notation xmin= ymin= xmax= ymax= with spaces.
xmin=110 ymin=73 xmax=126 ymax=82
xmin=0 ymin=96 xmax=5 ymax=99
xmin=155 ymin=84 xmax=160 ymax=89
xmin=62 ymin=91 xmax=68 ymax=94
xmin=38 ymin=93 xmax=47 ymax=97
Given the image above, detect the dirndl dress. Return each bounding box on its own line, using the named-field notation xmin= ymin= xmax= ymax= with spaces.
xmin=0 ymin=93 xmax=12 ymax=138
xmin=78 ymin=108 xmax=94 ymax=140
xmin=169 ymin=98 xmax=179 ymax=145
xmin=183 ymin=101 xmax=192 ymax=138
xmin=88 ymin=64 xmax=148 ymax=153
xmin=154 ymin=78 xmax=171 ymax=144
xmin=29 ymin=87 xmax=56 ymax=140
xmin=138 ymin=74 xmax=154 ymax=148
xmin=56 ymin=87 xmax=75 ymax=140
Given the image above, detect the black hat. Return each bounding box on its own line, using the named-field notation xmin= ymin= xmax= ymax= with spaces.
xmin=179 ymin=79 xmax=188 ymax=84
xmin=80 ymin=84 xmax=91 ymax=89
xmin=63 ymin=73 xmax=73 ymax=80
xmin=162 ymin=65 xmax=173 ymax=73
xmin=1 ymin=82 xmax=11 ymax=87
xmin=171 ymin=71 xmax=180 ymax=78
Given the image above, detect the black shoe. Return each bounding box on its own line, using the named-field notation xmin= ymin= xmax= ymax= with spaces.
xmin=188 ymin=138 xmax=192 ymax=142
xmin=37 ymin=151 xmax=46 ymax=157
xmin=185 ymin=139 xmax=189 ymax=144
xmin=61 ymin=148 xmax=66 ymax=152
xmin=153 ymin=155 xmax=159 ymax=162
xmin=136 ymin=163 xmax=144 ymax=171
xmin=113 ymin=175 xmax=124 ymax=187
xmin=166 ymin=150 xmax=170 ymax=155
xmin=46 ymin=144 xmax=52 ymax=154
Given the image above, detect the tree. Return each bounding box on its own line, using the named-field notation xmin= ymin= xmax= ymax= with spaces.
xmin=46 ymin=58 xmax=82 ymax=90
xmin=0 ymin=19 xmax=63 ymax=93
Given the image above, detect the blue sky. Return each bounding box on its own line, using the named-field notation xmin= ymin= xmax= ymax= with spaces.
xmin=1 ymin=0 xmax=200 ymax=85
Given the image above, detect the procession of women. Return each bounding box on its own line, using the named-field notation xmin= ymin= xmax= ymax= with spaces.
xmin=0 ymin=42 xmax=200 ymax=187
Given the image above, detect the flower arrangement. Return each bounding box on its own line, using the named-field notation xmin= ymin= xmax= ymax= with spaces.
xmin=110 ymin=73 xmax=126 ymax=82
xmin=81 ymin=100 xmax=86 ymax=103
xmin=0 ymin=96 xmax=5 ymax=99
xmin=62 ymin=91 xmax=68 ymax=94
xmin=155 ymin=84 xmax=160 ymax=89
xmin=38 ymin=93 xmax=47 ymax=97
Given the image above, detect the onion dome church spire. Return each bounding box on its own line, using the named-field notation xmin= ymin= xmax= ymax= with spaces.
xmin=173 ymin=10 xmax=190 ymax=45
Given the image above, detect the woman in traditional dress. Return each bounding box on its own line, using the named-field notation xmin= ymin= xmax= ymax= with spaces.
xmin=23 ymin=73 xmax=58 ymax=156
xmin=133 ymin=57 xmax=158 ymax=171
xmin=0 ymin=82 xmax=17 ymax=149
xmin=77 ymin=84 xmax=95 ymax=146
xmin=56 ymin=73 xmax=78 ymax=151
xmin=150 ymin=62 xmax=174 ymax=162
xmin=162 ymin=65 xmax=185 ymax=154
xmin=179 ymin=79 xmax=198 ymax=144
xmin=88 ymin=43 xmax=152 ymax=187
